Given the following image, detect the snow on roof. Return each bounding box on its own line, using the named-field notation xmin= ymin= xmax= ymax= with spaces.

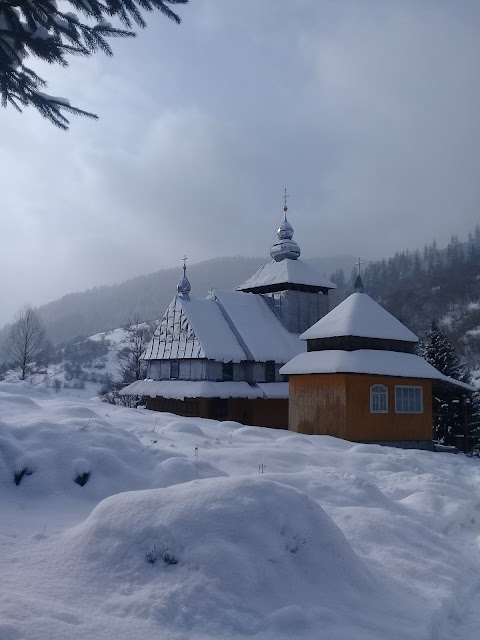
xmin=213 ymin=289 xmax=304 ymax=363
xmin=235 ymin=259 xmax=336 ymax=292
xmin=144 ymin=296 xmax=246 ymax=363
xmin=144 ymin=290 xmax=303 ymax=364
xmin=280 ymin=350 xmax=475 ymax=391
xmin=256 ymin=382 xmax=289 ymax=399
xmin=119 ymin=380 xmax=266 ymax=399
xmin=301 ymin=293 xmax=418 ymax=343
xmin=180 ymin=297 xmax=246 ymax=362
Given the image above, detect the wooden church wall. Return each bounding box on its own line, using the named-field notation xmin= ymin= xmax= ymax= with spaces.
xmin=344 ymin=375 xmax=433 ymax=442
xmin=288 ymin=374 xmax=347 ymax=437
xmin=288 ymin=374 xmax=433 ymax=442
xmin=220 ymin=398 xmax=288 ymax=429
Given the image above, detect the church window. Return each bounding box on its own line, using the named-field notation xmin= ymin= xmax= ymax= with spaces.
xmin=170 ymin=360 xmax=179 ymax=379
xmin=223 ymin=361 xmax=233 ymax=382
xmin=370 ymin=384 xmax=388 ymax=413
xmin=395 ymin=386 xmax=423 ymax=414
xmin=265 ymin=361 xmax=276 ymax=383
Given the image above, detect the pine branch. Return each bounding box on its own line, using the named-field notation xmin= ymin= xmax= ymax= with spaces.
xmin=0 ymin=0 xmax=188 ymax=128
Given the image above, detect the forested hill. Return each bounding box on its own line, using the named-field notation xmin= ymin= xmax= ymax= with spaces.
xmin=331 ymin=226 xmax=480 ymax=367
xmin=2 ymin=228 xmax=480 ymax=366
xmin=12 ymin=255 xmax=354 ymax=347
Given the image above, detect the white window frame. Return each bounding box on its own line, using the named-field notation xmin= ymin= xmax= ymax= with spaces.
xmin=370 ymin=384 xmax=388 ymax=414
xmin=395 ymin=385 xmax=423 ymax=414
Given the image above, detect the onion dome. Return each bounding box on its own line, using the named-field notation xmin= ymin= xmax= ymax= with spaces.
xmin=270 ymin=193 xmax=301 ymax=262
xmin=177 ymin=256 xmax=191 ymax=299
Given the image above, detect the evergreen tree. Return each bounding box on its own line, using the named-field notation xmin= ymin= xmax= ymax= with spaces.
xmin=0 ymin=0 xmax=187 ymax=129
xmin=470 ymin=388 xmax=480 ymax=452
xmin=420 ymin=321 xmax=470 ymax=446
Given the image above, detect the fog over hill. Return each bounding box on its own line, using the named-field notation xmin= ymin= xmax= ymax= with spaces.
xmin=3 ymin=226 xmax=480 ymax=372
xmin=6 ymin=255 xmax=356 ymax=347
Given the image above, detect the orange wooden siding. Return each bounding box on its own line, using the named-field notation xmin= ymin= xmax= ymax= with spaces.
xmin=289 ymin=374 xmax=347 ymax=437
xmin=344 ymin=375 xmax=432 ymax=441
xmin=289 ymin=374 xmax=433 ymax=442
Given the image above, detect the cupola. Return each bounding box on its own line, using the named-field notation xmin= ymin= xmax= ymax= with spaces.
xmin=176 ymin=256 xmax=191 ymax=299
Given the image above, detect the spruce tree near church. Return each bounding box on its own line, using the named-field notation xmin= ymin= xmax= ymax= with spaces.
xmin=421 ymin=321 xmax=477 ymax=447
xmin=0 ymin=0 xmax=187 ymax=129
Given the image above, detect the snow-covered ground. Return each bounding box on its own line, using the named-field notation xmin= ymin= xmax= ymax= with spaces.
xmin=2 ymin=380 xmax=480 ymax=639
xmin=21 ymin=327 xmax=128 ymax=400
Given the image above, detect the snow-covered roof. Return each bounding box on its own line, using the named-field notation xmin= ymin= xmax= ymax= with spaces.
xmin=256 ymin=382 xmax=289 ymax=399
xmin=212 ymin=290 xmax=303 ymax=363
xmin=300 ymin=293 xmax=418 ymax=343
xmin=280 ymin=350 xmax=475 ymax=391
xmin=143 ymin=296 xmax=246 ymax=363
xmin=119 ymin=380 xmax=286 ymax=399
xmin=144 ymin=290 xmax=304 ymax=364
xmin=235 ymin=259 xmax=336 ymax=292
xmin=180 ymin=297 xmax=247 ymax=361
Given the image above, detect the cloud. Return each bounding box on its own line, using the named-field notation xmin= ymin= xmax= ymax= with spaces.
xmin=303 ymin=1 xmax=480 ymax=252
xmin=0 ymin=0 xmax=479 ymax=324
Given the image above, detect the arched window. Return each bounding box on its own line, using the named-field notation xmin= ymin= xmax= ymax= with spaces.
xmin=370 ymin=384 xmax=388 ymax=413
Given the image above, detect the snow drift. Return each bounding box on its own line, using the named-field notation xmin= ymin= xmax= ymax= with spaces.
xmin=2 ymin=380 xmax=480 ymax=639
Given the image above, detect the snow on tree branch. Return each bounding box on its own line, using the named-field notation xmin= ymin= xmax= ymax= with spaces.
xmin=0 ymin=0 xmax=187 ymax=129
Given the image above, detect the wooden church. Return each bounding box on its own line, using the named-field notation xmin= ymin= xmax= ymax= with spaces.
xmin=120 ymin=197 xmax=336 ymax=428
xmin=280 ymin=275 xmax=474 ymax=448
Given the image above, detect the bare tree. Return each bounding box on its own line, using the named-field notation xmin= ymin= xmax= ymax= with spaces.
xmin=6 ymin=304 xmax=46 ymax=380
xmin=117 ymin=314 xmax=152 ymax=385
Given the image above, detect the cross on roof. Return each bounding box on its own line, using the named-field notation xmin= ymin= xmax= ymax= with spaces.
xmin=182 ymin=254 xmax=188 ymax=275
xmin=283 ymin=187 xmax=289 ymax=220
xmin=356 ymin=258 xmax=363 ymax=276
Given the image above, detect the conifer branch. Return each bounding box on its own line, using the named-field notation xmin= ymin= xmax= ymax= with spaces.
xmin=0 ymin=0 xmax=187 ymax=129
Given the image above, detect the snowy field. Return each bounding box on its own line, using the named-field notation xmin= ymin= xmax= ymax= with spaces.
xmin=2 ymin=380 xmax=480 ymax=639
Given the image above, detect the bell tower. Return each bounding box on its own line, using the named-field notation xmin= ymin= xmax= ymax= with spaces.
xmin=235 ymin=191 xmax=336 ymax=334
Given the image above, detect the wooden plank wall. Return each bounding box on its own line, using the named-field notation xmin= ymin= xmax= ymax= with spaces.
xmin=225 ymin=398 xmax=288 ymax=429
xmin=289 ymin=374 xmax=347 ymax=437
xmin=250 ymin=399 xmax=288 ymax=429
xmin=146 ymin=397 xmax=210 ymax=419
xmin=146 ymin=397 xmax=288 ymax=429
xmin=344 ymin=375 xmax=433 ymax=441
xmin=288 ymin=374 xmax=433 ymax=442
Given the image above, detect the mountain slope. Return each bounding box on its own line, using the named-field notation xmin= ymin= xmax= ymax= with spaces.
xmin=15 ymin=255 xmax=356 ymax=346
xmin=330 ymin=228 xmax=480 ymax=368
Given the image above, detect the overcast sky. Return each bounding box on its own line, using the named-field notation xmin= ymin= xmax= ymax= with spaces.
xmin=1 ymin=0 xmax=479 ymax=324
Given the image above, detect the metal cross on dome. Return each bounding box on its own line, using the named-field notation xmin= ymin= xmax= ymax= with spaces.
xmin=283 ymin=187 xmax=289 ymax=219
xmin=182 ymin=254 xmax=188 ymax=276
xmin=356 ymin=257 xmax=363 ymax=276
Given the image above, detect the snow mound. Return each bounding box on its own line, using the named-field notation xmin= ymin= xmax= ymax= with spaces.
xmin=217 ymin=420 xmax=244 ymax=430
xmin=164 ymin=420 xmax=205 ymax=436
xmin=0 ymin=378 xmax=51 ymax=397
xmin=233 ymin=426 xmax=275 ymax=440
xmin=0 ymin=390 xmax=174 ymax=499
xmin=155 ymin=456 xmax=228 ymax=486
xmin=57 ymin=477 xmax=374 ymax=636
xmin=276 ymin=434 xmax=313 ymax=446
